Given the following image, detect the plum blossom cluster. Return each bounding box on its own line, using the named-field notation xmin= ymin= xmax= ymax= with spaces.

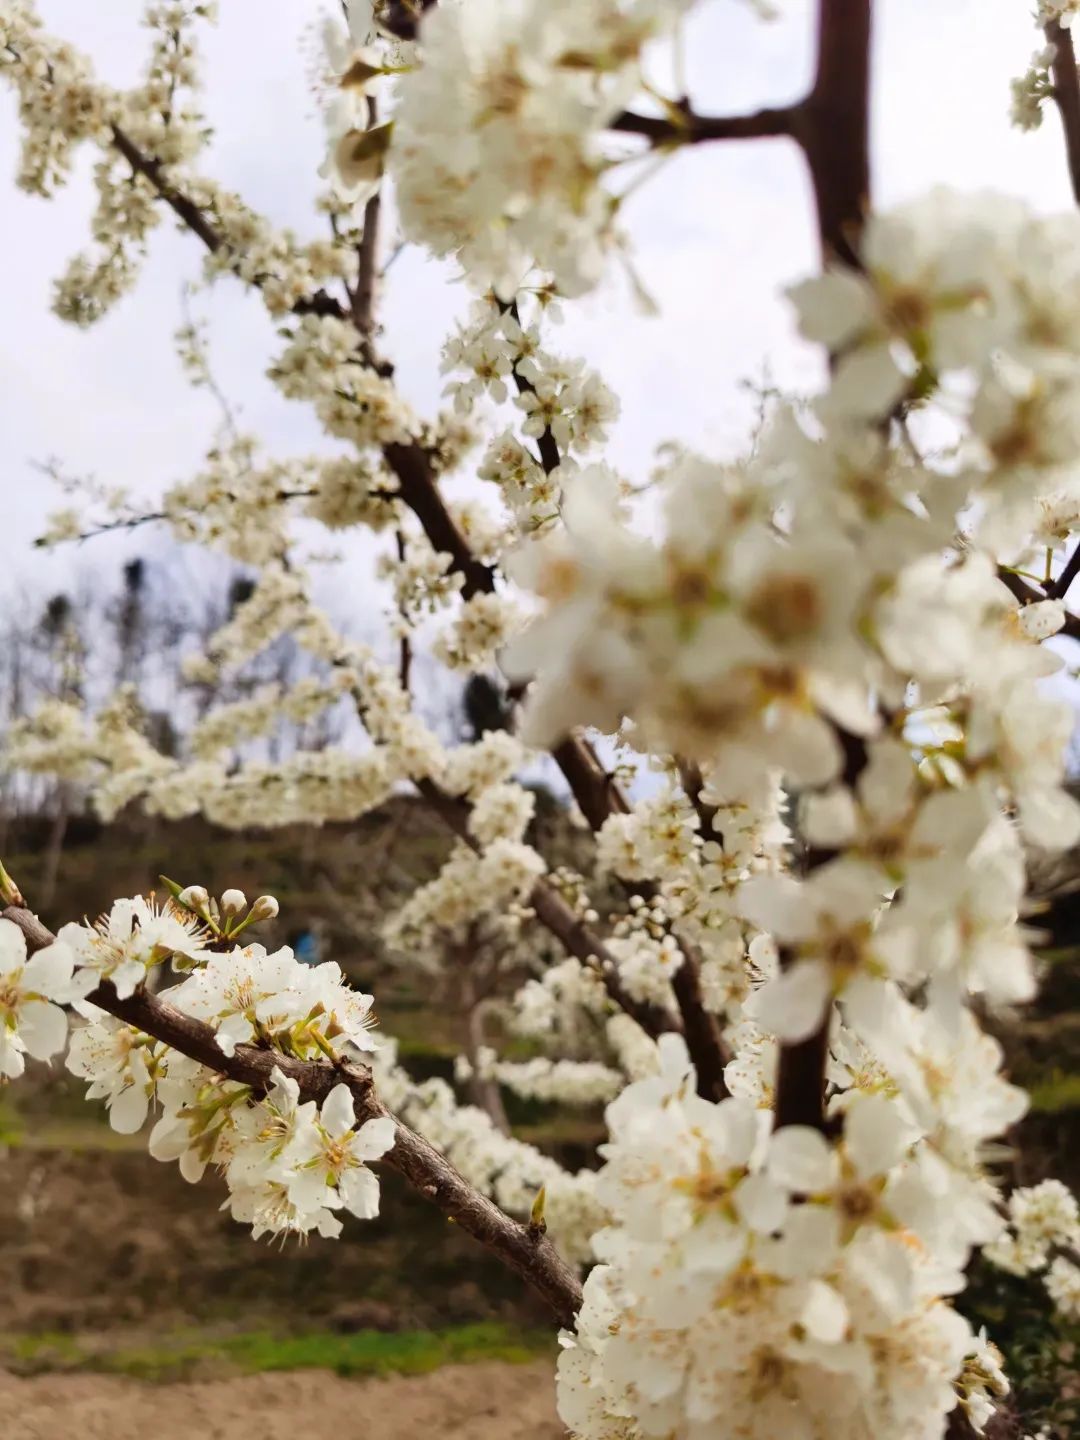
xmin=159 ymin=439 xmax=398 ymax=568
xmin=1 ymin=1 xmax=221 ymax=323
xmin=270 ymin=314 xmax=417 ymax=449
xmin=1010 ymin=45 xmax=1057 ymax=132
xmin=443 ymin=298 xmax=621 ymax=542
xmin=382 ymin=837 xmax=547 ymax=961
xmin=152 ymin=1062 xmax=394 ymax=1238
xmin=0 ymin=0 xmax=393 ymax=406
xmin=388 ymin=0 xmax=693 ymax=295
xmin=0 ymin=917 xmax=75 ymax=1080
xmin=0 ymin=884 xmax=397 ymax=1239
xmin=5 ymin=871 xmax=610 ymax=1257
xmin=456 ymin=1045 xmax=623 ymax=1107
xmin=986 ymin=1180 xmax=1080 ymax=1322
xmin=556 ymin=1033 xmax=1017 ymax=1440
xmin=596 ymin=775 xmax=789 ymax=1026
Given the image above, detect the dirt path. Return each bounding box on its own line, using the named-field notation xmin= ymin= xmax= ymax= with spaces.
xmin=0 ymin=1359 xmax=565 ymax=1440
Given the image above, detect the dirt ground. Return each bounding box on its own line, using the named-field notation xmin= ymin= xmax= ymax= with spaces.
xmin=0 ymin=1134 xmax=543 ymax=1335
xmin=0 ymin=1122 xmax=566 ymax=1438
xmin=0 ymin=1359 xmax=564 ymax=1440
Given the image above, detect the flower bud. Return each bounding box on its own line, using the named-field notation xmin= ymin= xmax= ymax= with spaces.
xmin=220 ymin=888 xmax=248 ymax=917
xmin=178 ymin=885 xmax=209 ymax=911
xmin=249 ymin=895 xmax=280 ymax=922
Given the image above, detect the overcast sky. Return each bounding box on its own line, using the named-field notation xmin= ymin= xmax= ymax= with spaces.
xmin=0 ymin=0 xmax=1071 ymax=609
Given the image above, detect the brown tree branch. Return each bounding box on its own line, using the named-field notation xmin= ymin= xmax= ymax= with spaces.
xmin=350 ymin=96 xmax=384 ymax=342
xmin=1045 ymin=539 xmax=1080 ymax=601
xmin=773 ymin=1025 xmax=833 ymax=1132
xmin=413 ymin=778 xmax=681 ymax=1039
xmin=382 ymin=441 xmax=497 ymax=597
xmin=528 ymin=878 xmax=680 ymax=1040
xmin=111 ymin=125 xmax=224 ymax=256
xmin=111 ymin=125 xmax=346 ymax=320
xmin=549 ymin=738 xmax=628 ymax=833
xmin=798 ymin=0 xmax=873 ymax=268
xmin=612 ymin=105 xmax=794 ymax=146
xmin=669 ymin=951 xmax=730 ymax=1102
xmin=1046 ymin=20 xmax=1080 ymax=206
xmin=773 ymin=0 xmax=873 ymax=1136
xmin=394 ymin=527 xmax=413 ymax=693
xmin=2 ymin=904 xmax=584 ymax=1330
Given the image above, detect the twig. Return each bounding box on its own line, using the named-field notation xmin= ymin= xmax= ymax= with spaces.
xmin=395 ymin=527 xmax=412 ymax=693
xmin=611 ymin=105 xmax=793 ymax=146
xmin=179 ymin=282 xmax=240 ymax=443
xmin=351 ymin=97 xmax=383 ymax=338
xmin=1046 ymin=538 xmax=1080 ymax=601
xmin=111 ymin=124 xmax=344 ymax=319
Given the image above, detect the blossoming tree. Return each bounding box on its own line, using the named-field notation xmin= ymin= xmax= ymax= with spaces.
xmin=4 ymin=0 xmax=1080 ymax=1434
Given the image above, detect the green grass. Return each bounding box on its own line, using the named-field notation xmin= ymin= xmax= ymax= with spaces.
xmin=3 ymin=1322 xmax=553 ymax=1381
xmin=1028 ymin=1069 xmax=1080 ymax=1113
xmin=0 ymin=1106 xmax=143 ymax=1154
xmin=0 ymin=1095 xmax=23 ymax=1146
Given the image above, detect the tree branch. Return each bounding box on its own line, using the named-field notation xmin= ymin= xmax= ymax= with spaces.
xmin=1046 ymin=20 xmax=1080 ymax=206
xmin=611 ymin=105 xmax=794 ymax=146
xmin=111 ymin=125 xmax=346 ymax=320
xmin=394 ymin=527 xmax=413 ymax=693
xmin=413 ymin=778 xmax=681 ymax=1039
xmin=1 ymin=904 xmax=584 ymax=1330
xmin=1046 ymin=538 xmax=1080 ymax=601
xmin=669 ymin=952 xmax=730 ymax=1102
xmin=798 ymin=0 xmax=873 ymax=267
xmin=350 ymin=96 xmax=384 ymax=340
xmin=383 ymin=441 xmax=497 ymax=598
xmin=773 ymin=1025 xmax=833 ymax=1132
xmin=774 ymin=0 xmax=873 ymax=1136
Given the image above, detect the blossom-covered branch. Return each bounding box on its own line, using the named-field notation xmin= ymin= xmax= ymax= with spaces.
xmin=1 ymin=900 xmax=585 ymax=1329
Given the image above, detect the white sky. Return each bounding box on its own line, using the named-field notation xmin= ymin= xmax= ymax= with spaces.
xmin=0 ymin=0 xmax=1072 ymax=604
